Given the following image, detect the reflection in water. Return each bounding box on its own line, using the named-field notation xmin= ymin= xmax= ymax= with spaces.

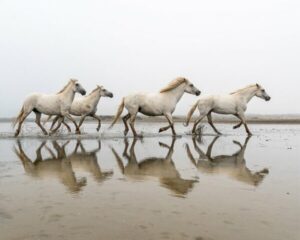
xmin=68 ymin=140 xmax=113 ymax=182
xmin=185 ymin=136 xmax=269 ymax=186
xmin=111 ymin=138 xmax=197 ymax=197
xmin=14 ymin=140 xmax=112 ymax=193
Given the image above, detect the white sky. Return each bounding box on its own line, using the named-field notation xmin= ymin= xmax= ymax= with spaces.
xmin=0 ymin=0 xmax=299 ymax=117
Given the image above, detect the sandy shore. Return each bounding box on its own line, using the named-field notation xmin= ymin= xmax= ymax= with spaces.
xmin=0 ymin=123 xmax=299 ymax=240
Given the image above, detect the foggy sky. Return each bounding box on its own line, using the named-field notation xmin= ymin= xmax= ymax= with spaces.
xmin=0 ymin=0 xmax=299 ymax=117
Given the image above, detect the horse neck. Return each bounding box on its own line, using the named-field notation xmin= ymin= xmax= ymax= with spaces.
xmin=86 ymin=91 xmax=101 ymax=106
xmin=162 ymin=84 xmax=186 ymax=104
xmin=234 ymin=87 xmax=257 ymax=103
xmin=58 ymin=84 xmax=76 ymax=103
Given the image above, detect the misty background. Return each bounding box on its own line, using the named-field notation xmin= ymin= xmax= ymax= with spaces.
xmin=0 ymin=0 xmax=299 ymax=118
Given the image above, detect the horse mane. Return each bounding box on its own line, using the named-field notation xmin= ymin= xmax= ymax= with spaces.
xmin=56 ymin=79 xmax=77 ymax=94
xmin=159 ymin=77 xmax=187 ymax=93
xmin=87 ymin=86 xmax=102 ymax=96
xmin=230 ymin=84 xmax=258 ymax=95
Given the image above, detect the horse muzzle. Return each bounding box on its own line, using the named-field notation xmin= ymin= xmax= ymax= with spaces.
xmin=107 ymin=92 xmax=113 ymax=98
xmin=265 ymin=96 xmax=271 ymax=101
xmin=81 ymin=90 xmax=87 ymax=95
xmin=195 ymin=90 xmax=201 ymax=96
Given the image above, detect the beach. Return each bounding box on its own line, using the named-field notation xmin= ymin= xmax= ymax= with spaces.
xmin=0 ymin=121 xmax=299 ymax=240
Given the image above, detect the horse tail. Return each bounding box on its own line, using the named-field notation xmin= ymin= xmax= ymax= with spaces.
xmin=109 ymin=98 xmax=125 ymax=128
xmin=184 ymin=101 xmax=199 ymax=126
xmin=13 ymin=106 xmax=25 ymax=128
xmin=43 ymin=115 xmax=53 ymax=125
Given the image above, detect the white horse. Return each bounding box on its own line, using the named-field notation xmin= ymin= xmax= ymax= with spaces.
xmin=47 ymin=85 xmax=113 ymax=133
xmin=184 ymin=84 xmax=271 ymax=135
xmin=110 ymin=77 xmax=201 ymax=137
xmin=13 ymin=79 xmax=86 ymax=137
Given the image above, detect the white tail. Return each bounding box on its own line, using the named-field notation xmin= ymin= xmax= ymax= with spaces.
xmin=109 ymin=98 xmax=125 ymax=128
xmin=184 ymin=101 xmax=198 ymax=126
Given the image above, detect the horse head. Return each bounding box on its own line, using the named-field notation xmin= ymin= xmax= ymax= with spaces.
xmin=255 ymin=84 xmax=271 ymax=101
xmin=70 ymin=79 xmax=86 ymax=95
xmin=183 ymin=78 xmax=201 ymax=96
xmin=97 ymin=85 xmax=113 ymax=98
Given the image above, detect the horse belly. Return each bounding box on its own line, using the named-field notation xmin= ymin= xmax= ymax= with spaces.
xmin=70 ymin=102 xmax=89 ymax=116
xmin=213 ymin=98 xmax=236 ymax=114
xmin=139 ymin=105 xmax=163 ymax=116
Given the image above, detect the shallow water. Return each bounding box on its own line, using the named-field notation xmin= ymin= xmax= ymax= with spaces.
xmin=0 ymin=122 xmax=300 ymax=240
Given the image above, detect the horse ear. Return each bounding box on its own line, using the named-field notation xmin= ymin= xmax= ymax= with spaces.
xmin=97 ymin=85 xmax=103 ymax=89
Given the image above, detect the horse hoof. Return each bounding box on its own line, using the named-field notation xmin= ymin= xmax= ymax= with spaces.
xmin=159 ymin=128 xmax=167 ymax=133
xmin=123 ymin=130 xmax=128 ymax=136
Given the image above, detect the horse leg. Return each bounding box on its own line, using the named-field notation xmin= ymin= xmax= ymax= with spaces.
xmin=14 ymin=110 xmax=32 ymax=137
xmin=233 ymin=121 xmax=243 ymax=129
xmin=233 ymin=114 xmax=243 ymax=129
xmin=192 ymin=114 xmax=207 ymax=134
xmin=50 ymin=117 xmax=64 ymax=135
xmin=77 ymin=115 xmax=87 ymax=133
xmin=158 ymin=114 xmax=172 ymax=133
xmin=237 ymin=112 xmax=252 ymax=135
xmin=159 ymin=124 xmax=171 ymax=133
xmin=129 ymin=113 xmax=141 ymax=138
xmin=34 ymin=111 xmax=48 ymax=135
xmin=163 ymin=113 xmax=176 ymax=136
xmin=91 ymin=114 xmax=101 ymax=132
xmin=207 ymin=112 xmax=222 ymax=135
xmin=62 ymin=119 xmax=71 ymax=132
xmin=50 ymin=116 xmax=59 ymax=131
xmin=122 ymin=113 xmax=131 ymax=136
xmin=64 ymin=113 xmax=80 ymax=134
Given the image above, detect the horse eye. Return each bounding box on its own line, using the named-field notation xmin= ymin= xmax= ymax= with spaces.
xmin=75 ymin=83 xmax=79 ymax=87
xmin=190 ymin=84 xmax=194 ymax=87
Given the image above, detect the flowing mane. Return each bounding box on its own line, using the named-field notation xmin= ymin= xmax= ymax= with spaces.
xmin=230 ymin=84 xmax=258 ymax=95
xmin=56 ymin=79 xmax=76 ymax=94
xmin=87 ymin=86 xmax=101 ymax=96
xmin=159 ymin=77 xmax=187 ymax=93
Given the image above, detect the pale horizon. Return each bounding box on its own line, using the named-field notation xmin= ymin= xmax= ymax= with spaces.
xmin=1 ymin=0 xmax=299 ymax=117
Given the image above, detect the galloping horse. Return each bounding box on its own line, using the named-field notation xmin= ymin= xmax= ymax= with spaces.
xmin=13 ymin=79 xmax=86 ymax=136
xmin=110 ymin=77 xmax=201 ymax=137
xmin=184 ymin=84 xmax=271 ymax=135
xmin=47 ymin=85 xmax=113 ymax=133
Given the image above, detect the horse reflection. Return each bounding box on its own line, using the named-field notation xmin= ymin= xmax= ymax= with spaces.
xmin=111 ymin=138 xmax=197 ymax=196
xmin=68 ymin=140 xmax=113 ymax=182
xmin=185 ymin=136 xmax=269 ymax=186
xmin=14 ymin=140 xmax=87 ymax=193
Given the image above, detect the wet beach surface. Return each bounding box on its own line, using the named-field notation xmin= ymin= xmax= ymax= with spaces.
xmin=0 ymin=122 xmax=299 ymax=240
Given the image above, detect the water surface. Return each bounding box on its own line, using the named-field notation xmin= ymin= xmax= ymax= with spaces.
xmin=0 ymin=123 xmax=299 ymax=240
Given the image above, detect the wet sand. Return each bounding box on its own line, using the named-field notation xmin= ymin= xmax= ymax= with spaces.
xmin=0 ymin=122 xmax=299 ymax=240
